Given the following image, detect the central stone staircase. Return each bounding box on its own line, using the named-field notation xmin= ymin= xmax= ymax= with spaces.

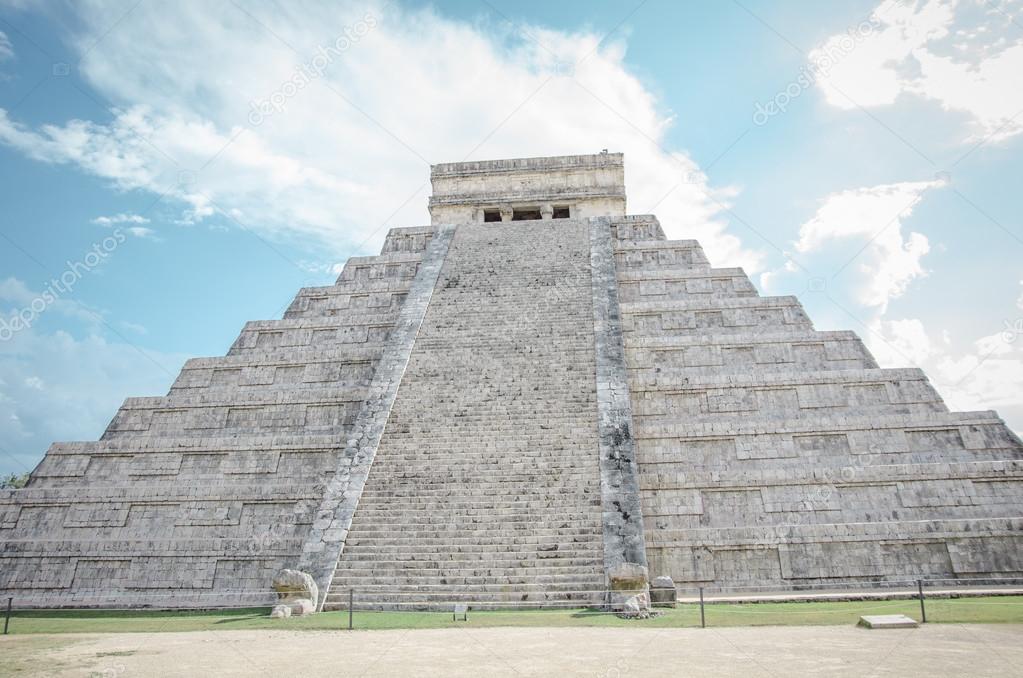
xmin=324 ymin=220 xmax=608 ymax=610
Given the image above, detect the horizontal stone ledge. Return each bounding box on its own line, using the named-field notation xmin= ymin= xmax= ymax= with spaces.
xmin=338 ymin=252 xmax=425 ymax=265
xmin=637 ymin=459 xmax=1023 ymax=490
xmin=182 ymin=353 xmax=380 ymax=371
xmin=644 ymin=517 xmax=1023 ymax=547
xmin=382 ymin=224 xmax=436 ymax=235
xmin=1 ymin=485 xmax=327 ymax=502
xmin=428 ymin=188 xmax=627 ymax=206
xmin=431 ymin=153 xmax=623 ymax=176
xmin=0 ymin=538 xmax=306 ymax=554
xmin=239 ymin=314 xmax=398 ymax=331
xmin=46 ymin=433 xmax=347 ymax=455
xmin=297 ymin=276 xmax=417 ymax=292
xmin=168 ymin=380 xmax=374 ymax=397
xmin=633 ymin=410 xmax=1006 ymax=439
xmin=198 ymin=346 xmax=385 ymax=365
xmin=121 ymin=386 xmax=372 ymax=409
xmin=621 ymin=295 xmax=801 ymax=313
xmin=625 ymin=329 xmax=860 ymax=348
xmin=629 ymin=367 xmax=929 ymax=391
xmin=614 ymin=238 xmax=703 ymax=251
xmin=616 ymin=266 xmax=748 ymax=281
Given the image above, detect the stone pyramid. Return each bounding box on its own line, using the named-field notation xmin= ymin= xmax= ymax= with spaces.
xmin=1 ymin=153 xmax=1021 ymax=610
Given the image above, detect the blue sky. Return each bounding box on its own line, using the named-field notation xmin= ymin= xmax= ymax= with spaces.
xmin=1 ymin=0 xmax=1022 ymax=475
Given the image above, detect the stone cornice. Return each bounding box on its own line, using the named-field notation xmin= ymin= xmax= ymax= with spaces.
xmin=430 ymin=152 xmax=623 ymax=178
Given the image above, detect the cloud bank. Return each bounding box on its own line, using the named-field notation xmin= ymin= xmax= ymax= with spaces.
xmin=815 ymin=0 xmax=1023 ymax=142
xmin=0 ymin=0 xmax=761 ymax=269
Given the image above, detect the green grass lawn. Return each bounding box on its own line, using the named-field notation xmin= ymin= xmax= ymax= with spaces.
xmin=4 ymin=597 xmax=1022 ymax=634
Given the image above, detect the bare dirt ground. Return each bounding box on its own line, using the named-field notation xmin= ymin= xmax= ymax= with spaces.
xmin=2 ymin=624 xmax=1022 ymax=677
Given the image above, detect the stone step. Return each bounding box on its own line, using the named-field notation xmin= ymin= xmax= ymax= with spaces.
xmin=346 ymin=534 xmax=601 ymax=545
xmin=321 ymin=589 xmax=607 ymax=611
xmin=331 ymin=555 xmax=603 ymax=571
xmin=355 ymin=491 xmax=598 ymax=502
xmin=366 ymin=447 xmax=599 ymax=456
xmin=360 ymin=482 xmax=596 ymax=492
xmin=365 ymin=462 xmax=598 ymax=471
xmin=346 ymin=525 xmax=601 ymax=538
xmin=355 ymin=489 xmax=599 ymax=500
xmin=327 ymin=579 xmax=604 ymax=592
xmin=347 ymin=521 xmax=602 ymax=534
xmin=368 ymin=458 xmax=596 ymax=467
xmin=364 ymin=471 xmax=597 ymax=482
xmin=350 ymin=511 xmax=599 ymax=523
xmin=361 ymin=473 xmax=596 ymax=485
xmin=344 ymin=535 xmax=602 ymax=548
xmin=353 ymin=502 xmax=599 ymax=513
xmin=339 ymin=547 xmax=600 ymax=562
xmin=347 ymin=508 xmax=600 ymax=520
xmin=331 ymin=569 xmax=607 ymax=583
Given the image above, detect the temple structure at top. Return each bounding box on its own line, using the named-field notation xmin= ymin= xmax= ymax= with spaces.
xmin=428 ymin=152 xmax=626 ymax=223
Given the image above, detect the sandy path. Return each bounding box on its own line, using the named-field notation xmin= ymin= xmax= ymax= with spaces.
xmin=2 ymin=624 xmax=1022 ymax=677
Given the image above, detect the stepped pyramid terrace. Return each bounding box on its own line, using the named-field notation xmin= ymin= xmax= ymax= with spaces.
xmin=2 ymin=152 xmax=1022 ymax=611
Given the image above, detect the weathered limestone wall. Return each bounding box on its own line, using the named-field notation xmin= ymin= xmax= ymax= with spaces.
xmin=0 ymin=227 xmax=440 ymax=608
xmin=612 ymin=222 xmax=1023 ymax=588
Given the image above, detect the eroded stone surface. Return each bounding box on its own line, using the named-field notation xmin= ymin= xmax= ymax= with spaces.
xmin=271 ymin=569 xmax=317 ymax=617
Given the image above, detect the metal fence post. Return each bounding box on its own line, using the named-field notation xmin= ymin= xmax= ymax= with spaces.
xmin=4 ymin=597 xmax=11 ymax=635
xmin=917 ymin=580 xmax=926 ymax=623
xmin=348 ymin=588 xmax=354 ymax=630
xmin=699 ymin=588 xmax=705 ymax=628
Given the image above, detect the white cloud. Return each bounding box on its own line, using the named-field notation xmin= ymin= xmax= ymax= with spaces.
xmin=295 ymin=260 xmax=345 ymax=276
xmin=912 ymin=41 xmax=1023 ymax=142
xmin=861 ymin=312 xmax=1023 ymax=436
xmin=91 ymin=212 xmax=150 ymax=226
xmin=0 ymin=277 xmax=106 ymax=327
xmin=0 ymin=0 xmax=762 ymax=269
xmin=125 ymin=226 xmax=157 ymax=239
xmin=0 ymin=277 xmax=40 ymax=308
xmin=868 ymin=316 xmax=937 ymax=366
xmin=864 ymin=316 xmax=1023 ymax=436
xmin=935 ymin=343 xmax=1023 ymax=413
xmin=0 ymin=325 xmax=187 ymax=475
xmin=0 ymin=30 xmax=12 ymax=61
xmin=118 ymin=320 xmax=148 ymax=335
xmin=793 ymin=178 xmax=943 ymax=313
xmin=815 ymin=0 xmax=1023 ymax=142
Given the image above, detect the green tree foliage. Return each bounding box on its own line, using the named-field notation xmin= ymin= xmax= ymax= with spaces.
xmin=1 ymin=472 xmax=30 ymax=489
